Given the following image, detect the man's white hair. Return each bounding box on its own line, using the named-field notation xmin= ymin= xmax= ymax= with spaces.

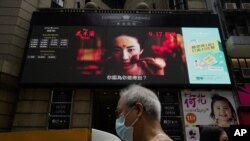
xmin=120 ymin=84 xmax=161 ymax=121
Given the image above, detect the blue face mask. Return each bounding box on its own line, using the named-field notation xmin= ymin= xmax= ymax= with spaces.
xmin=115 ymin=107 xmax=138 ymax=141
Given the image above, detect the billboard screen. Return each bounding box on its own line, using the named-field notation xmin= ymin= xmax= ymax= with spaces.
xmin=20 ymin=11 xmax=231 ymax=86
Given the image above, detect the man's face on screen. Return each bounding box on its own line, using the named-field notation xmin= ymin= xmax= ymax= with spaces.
xmin=112 ymin=35 xmax=143 ymax=70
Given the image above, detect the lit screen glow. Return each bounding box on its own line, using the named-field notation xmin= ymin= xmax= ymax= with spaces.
xmin=20 ymin=12 xmax=231 ymax=86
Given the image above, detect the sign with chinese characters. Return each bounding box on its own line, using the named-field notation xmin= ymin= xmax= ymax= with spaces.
xmin=181 ymin=90 xmax=238 ymax=126
xmin=161 ymin=117 xmax=183 ymax=129
xmin=182 ymin=28 xmax=231 ymax=84
xmin=106 ymin=75 xmax=147 ymax=81
xmin=21 ymin=12 xmax=232 ymax=86
xmin=161 ymin=117 xmax=184 ymax=141
xmin=49 ymin=89 xmax=73 ymax=129
xmin=181 ymin=90 xmax=239 ymax=141
xmin=158 ymin=90 xmax=184 ymax=141
xmin=48 ymin=116 xmax=70 ymax=129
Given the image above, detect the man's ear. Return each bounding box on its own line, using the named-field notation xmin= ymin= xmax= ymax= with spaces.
xmin=140 ymin=49 xmax=144 ymax=55
xmin=135 ymin=103 xmax=144 ymax=117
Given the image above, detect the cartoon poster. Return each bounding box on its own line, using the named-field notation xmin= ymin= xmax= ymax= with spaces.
xmin=181 ymin=90 xmax=239 ymax=141
xmin=182 ymin=28 xmax=231 ymax=84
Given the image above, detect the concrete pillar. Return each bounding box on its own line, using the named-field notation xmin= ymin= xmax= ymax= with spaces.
xmin=12 ymin=88 xmax=50 ymax=131
xmin=0 ymin=0 xmax=52 ymax=132
xmin=71 ymin=89 xmax=92 ymax=128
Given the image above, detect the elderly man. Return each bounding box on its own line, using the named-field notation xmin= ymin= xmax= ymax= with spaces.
xmin=115 ymin=84 xmax=172 ymax=141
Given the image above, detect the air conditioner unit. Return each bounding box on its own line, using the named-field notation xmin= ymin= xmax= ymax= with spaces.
xmin=241 ymin=68 xmax=250 ymax=78
xmin=226 ymin=36 xmax=250 ymax=57
xmin=241 ymin=3 xmax=250 ymax=9
xmin=224 ymin=3 xmax=237 ymax=9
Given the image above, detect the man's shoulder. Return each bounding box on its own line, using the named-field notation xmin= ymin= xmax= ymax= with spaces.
xmin=159 ymin=135 xmax=173 ymax=141
xmin=151 ymin=134 xmax=173 ymax=141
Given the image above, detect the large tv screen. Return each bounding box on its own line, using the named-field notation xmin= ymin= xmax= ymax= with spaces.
xmin=20 ymin=11 xmax=232 ymax=86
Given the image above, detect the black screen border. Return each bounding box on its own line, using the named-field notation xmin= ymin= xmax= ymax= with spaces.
xmin=19 ymin=10 xmax=234 ymax=89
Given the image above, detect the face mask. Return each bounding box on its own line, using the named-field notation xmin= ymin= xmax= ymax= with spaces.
xmin=115 ymin=107 xmax=138 ymax=141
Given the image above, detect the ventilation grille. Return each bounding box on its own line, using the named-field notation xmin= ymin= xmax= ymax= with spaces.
xmin=224 ymin=3 xmax=237 ymax=9
xmin=241 ymin=3 xmax=250 ymax=9
xmin=242 ymin=68 xmax=250 ymax=78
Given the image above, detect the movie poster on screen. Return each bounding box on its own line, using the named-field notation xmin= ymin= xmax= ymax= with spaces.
xmin=181 ymin=90 xmax=239 ymax=127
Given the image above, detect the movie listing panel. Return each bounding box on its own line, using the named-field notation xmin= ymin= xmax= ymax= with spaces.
xmin=29 ymin=38 xmax=69 ymax=48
